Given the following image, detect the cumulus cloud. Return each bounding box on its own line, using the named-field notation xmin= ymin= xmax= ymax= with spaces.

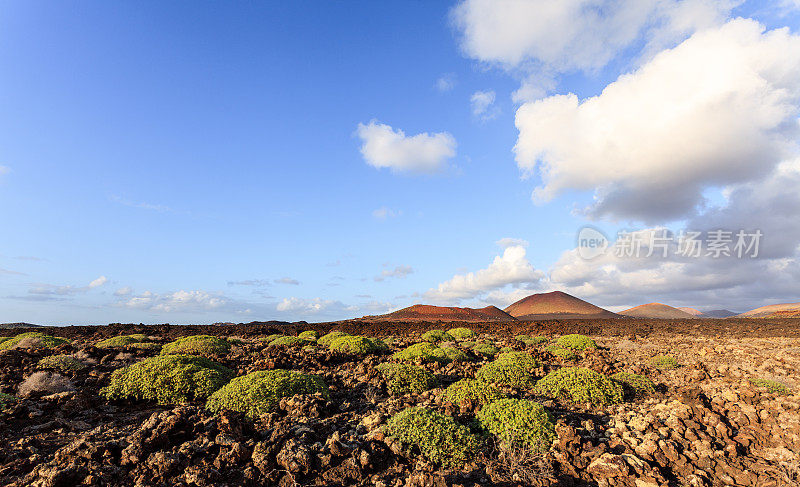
xmin=276 ymin=297 xmax=356 ymax=314
xmin=514 ymin=19 xmax=800 ymax=223
xmin=372 ymin=207 xmax=401 ymax=220
xmin=374 ymin=265 xmax=414 ymax=282
xmin=451 ymin=0 xmax=738 ymax=99
xmin=113 ymin=286 xmax=132 ymax=297
xmin=28 ymin=276 xmax=109 ymax=296
xmin=123 ymin=290 xmax=230 ymax=312
xmin=425 ymin=241 xmax=545 ymax=303
xmin=356 ymin=121 xmax=457 ymax=174
xmin=88 ymin=276 xmax=108 ymax=288
xmin=470 ymin=90 xmax=498 ymax=120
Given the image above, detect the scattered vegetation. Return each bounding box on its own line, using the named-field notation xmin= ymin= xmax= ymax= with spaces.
xmin=329 ymin=335 xmax=385 ymax=354
xmin=0 ymin=332 xmax=69 ymax=351
xmin=441 ymin=345 xmax=470 ymax=362
xmin=750 ymin=378 xmax=791 ymax=395
xmin=477 ymin=398 xmax=556 ymax=452
xmin=473 ymin=343 xmax=500 ymax=357
xmin=161 ymin=335 xmax=231 ymax=356
xmin=556 ymin=334 xmax=597 ymax=350
xmin=611 ymin=372 xmax=656 ymax=398
xmin=516 ymin=335 xmax=548 ymax=346
xmin=95 ymin=334 xmax=150 ymax=348
xmin=37 ymin=355 xmax=86 ymax=373
xmin=260 ymin=334 xmax=284 ymax=345
xmin=444 ymin=378 xmax=505 ymax=406
xmin=268 ymin=336 xmax=310 ymax=347
xmin=394 ymin=343 xmax=452 ymax=363
xmin=386 ymin=406 xmax=479 ymax=467
xmin=375 ymin=363 xmax=437 ymax=395
xmin=421 ymin=329 xmax=454 ymax=343
xmin=0 ymin=392 xmax=16 ymax=409
xmin=19 ymin=371 xmax=75 ymax=398
xmin=447 ymin=327 xmax=476 ymax=340
xmin=317 ymin=331 xmax=350 ymax=347
xmin=650 ymin=355 xmax=679 ymax=369
xmin=548 ymin=348 xmax=578 ymax=360
xmin=475 ymin=352 xmax=539 ymax=388
xmin=101 ymin=354 xmax=234 ymax=405
xmin=206 ymin=369 xmax=328 ymax=418
xmin=533 ymin=367 xmax=624 ymax=405
xmin=298 ymin=330 xmax=320 ymax=341
xmin=460 ymin=341 xmax=476 ymax=349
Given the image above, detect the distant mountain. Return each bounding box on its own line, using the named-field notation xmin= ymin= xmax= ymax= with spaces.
xmin=621 ymin=303 xmax=698 ymax=319
xmin=366 ymin=304 xmax=516 ymax=322
xmin=702 ymin=309 xmax=738 ymax=318
xmin=738 ymin=302 xmax=800 ymax=318
xmin=677 ymin=307 xmax=705 ymax=317
xmin=504 ymin=291 xmax=618 ymax=320
xmin=0 ymin=322 xmax=41 ymax=329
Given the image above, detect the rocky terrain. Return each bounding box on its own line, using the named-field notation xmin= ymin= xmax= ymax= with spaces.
xmin=0 ymin=318 xmax=798 ymax=487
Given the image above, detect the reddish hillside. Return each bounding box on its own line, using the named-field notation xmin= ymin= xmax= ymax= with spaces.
xmin=738 ymin=302 xmax=800 ymax=318
xmin=504 ymin=291 xmax=618 ymax=320
xmin=367 ymin=304 xmax=516 ymax=322
xmin=621 ymin=303 xmax=698 ymax=319
xmin=677 ymin=307 xmax=705 ymax=317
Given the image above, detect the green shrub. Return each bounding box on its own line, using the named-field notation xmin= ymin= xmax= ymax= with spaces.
xmin=298 ymin=330 xmax=320 ymax=340
xmin=516 ymin=335 xmax=548 ymax=346
xmin=611 ymin=372 xmax=655 ymax=397
xmin=477 ymin=398 xmax=556 ymax=452
xmin=268 ymin=336 xmax=310 ymax=347
xmin=422 ymin=330 xmax=454 ymax=343
xmin=101 ymin=355 xmax=234 ymax=405
xmin=386 ymin=407 xmax=479 ymax=467
xmin=161 ymin=335 xmax=231 ymax=356
xmin=473 ymin=343 xmax=500 ymax=357
xmin=206 ymin=369 xmax=328 ymax=418
xmin=533 ymin=367 xmax=623 ymax=405
xmin=650 ymin=355 xmax=679 ymax=369
xmin=0 ymin=332 xmax=69 ymax=351
xmin=448 ymin=328 xmax=476 ymax=340
xmin=329 ymin=335 xmax=384 ymax=354
xmin=0 ymin=392 xmax=16 ymax=409
xmin=130 ymin=342 xmax=161 ymax=351
xmin=475 ymin=352 xmax=539 ymax=388
xmin=0 ymin=337 xmax=9 ymax=344
xmin=440 ymin=345 xmax=469 ymax=362
xmin=96 ymin=334 xmax=150 ymax=348
xmin=556 ymin=334 xmax=597 ymax=350
xmin=375 ymin=363 xmax=437 ymax=395
xmin=226 ymin=337 xmax=245 ymax=345
xmin=444 ymin=379 xmax=505 ymax=406
xmin=750 ymin=378 xmax=790 ymax=395
xmin=318 ymin=331 xmax=350 ymax=347
xmin=549 ymin=348 xmax=578 ymax=360
xmin=260 ymin=334 xmax=284 ymax=344
xmin=460 ymin=341 xmax=476 ymax=349
xmin=394 ymin=343 xmax=450 ymax=363
xmin=37 ymin=355 xmax=86 ymax=373
xmin=383 ymin=336 xmax=399 ymax=346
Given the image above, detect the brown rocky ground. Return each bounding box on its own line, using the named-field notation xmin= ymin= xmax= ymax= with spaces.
xmin=1 ymin=319 xmax=799 ymax=487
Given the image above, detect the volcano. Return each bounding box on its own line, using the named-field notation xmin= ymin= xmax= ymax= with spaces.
xmin=621 ymin=303 xmax=698 ymax=319
xmin=503 ymin=291 xmax=618 ymax=320
xmin=738 ymin=302 xmax=800 ymax=318
xmin=367 ymin=304 xmax=516 ymax=322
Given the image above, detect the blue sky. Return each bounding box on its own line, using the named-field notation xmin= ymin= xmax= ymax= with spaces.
xmin=2 ymin=1 xmax=800 ymax=324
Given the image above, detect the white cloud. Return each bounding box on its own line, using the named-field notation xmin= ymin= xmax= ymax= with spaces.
xmin=451 ymin=0 xmax=739 ymax=99
xmin=372 ymin=206 xmax=401 ymax=220
xmin=436 ymin=73 xmax=457 ymax=92
xmin=276 ymin=297 xmax=356 ymax=314
xmin=356 ymin=121 xmax=457 ymax=174
xmin=470 ymin=90 xmax=498 ymax=120
xmin=88 ymin=276 xmax=108 ymax=288
xmin=123 ymin=290 xmax=230 ymax=312
xmin=113 ymin=286 xmax=132 ymax=297
xmin=514 ymin=19 xmax=800 ymax=222
xmin=425 ymin=241 xmax=545 ymax=303
xmin=374 ymin=265 xmax=414 ymax=282
xmin=274 ymin=277 xmax=300 ymax=285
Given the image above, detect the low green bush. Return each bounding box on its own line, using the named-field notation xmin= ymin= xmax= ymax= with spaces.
xmin=101 ymin=354 xmax=234 ymax=405
xmin=206 ymin=369 xmax=328 ymax=418
xmin=260 ymin=334 xmax=284 ymax=344
xmin=0 ymin=392 xmax=16 ymax=409
xmin=460 ymin=341 xmax=476 ymax=349
xmin=750 ymin=378 xmax=790 ymax=395
xmin=298 ymin=330 xmax=320 ymax=340
xmin=268 ymin=336 xmax=310 ymax=347
xmin=475 ymin=352 xmax=539 ymax=388
xmin=386 ymin=407 xmax=479 ymax=467
xmin=440 ymin=345 xmax=469 ymax=362
xmin=447 ymin=328 xmax=476 ymax=340
xmin=394 ymin=343 xmax=450 ymax=363
xmin=161 ymin=335 xmax=231 ymax=356
xmin=516 ymin=335 xmax=548 ymax=346
xmin=130 ymin=342 xmax=161 ymax=351
xmin=473 ymin=343 xmax=500 ymax=357
xmin=444 ymin=378 xmax=505 ymax=406
xmin=556 ymin=334 xmax=597 ymax=350
xmin=37 ymin=355 xmax=86 ymax=373
xmin=0 ymin=332 xmax=69 ymax=351
xmin=421 ymin=330 xmax=454 ymax=343
xmin=477 ymin=398 xmax=556 ymax=452
xmin=650 ymin=355 xmax=679 ymax=369
xmin=375 ymin=363 xmax=437 ymax=395
xmin=317 ymin=331 xmax=350 ymax=347
xmin=96 ymin=334 xmax=150 ymax=349
xmin=533 ymin=367 xmax=623 ymax=405
xmin=548 ymin=348 xmax=578 ymax=360
xmin=329 ymin=335 xmax=384 ymax=354
xmin=611 ymin=372 xmax=656 ymax=397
